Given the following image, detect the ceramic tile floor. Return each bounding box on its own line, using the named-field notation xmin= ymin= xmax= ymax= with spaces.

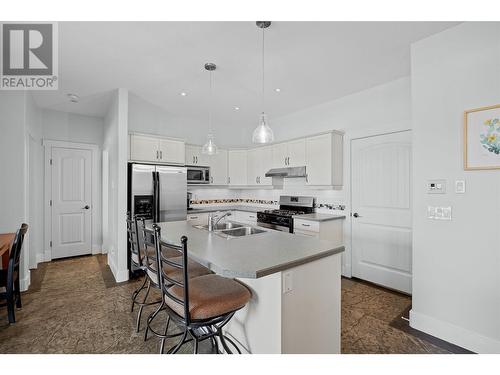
xmin=0 ymin=255 xmax=461 ymax=354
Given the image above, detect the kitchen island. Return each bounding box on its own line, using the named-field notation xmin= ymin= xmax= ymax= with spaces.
xmin=151 ymin=220 xmax=345 ymax=354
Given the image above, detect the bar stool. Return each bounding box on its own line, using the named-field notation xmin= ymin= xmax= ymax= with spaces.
xmin=152 ymin=224 xmax=252 ymax=354
xmin=139 ymin=220 xmax=211 ymax=347
xmin=127 ymin=214 xmax=160 ymax=332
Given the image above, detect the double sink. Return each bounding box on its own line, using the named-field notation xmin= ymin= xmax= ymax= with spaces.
xmin=194 ymin=222 xmax=266 ymax=239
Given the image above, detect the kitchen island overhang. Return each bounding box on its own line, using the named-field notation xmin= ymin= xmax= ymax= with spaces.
xmin=149 ymin=220 xmax=345 ymax=354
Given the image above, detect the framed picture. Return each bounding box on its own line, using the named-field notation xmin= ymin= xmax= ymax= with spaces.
xmin=464 ymin=103 xmax=500 ymax=170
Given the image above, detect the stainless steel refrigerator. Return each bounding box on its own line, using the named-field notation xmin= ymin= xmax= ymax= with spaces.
xmin=128 ymin=163 xmax=187 ymax=223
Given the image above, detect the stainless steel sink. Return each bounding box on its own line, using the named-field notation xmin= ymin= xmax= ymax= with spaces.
xmin=217 ymin=227 xmax=267 ymax=238
xmin=195 ymin=222 xmax=245 ymax=231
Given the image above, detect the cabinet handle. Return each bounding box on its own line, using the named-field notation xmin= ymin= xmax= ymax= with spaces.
xmin=258 ymin=176 xmax=260 ymax=183
xmin=228 ymin=177 xmax=231 ymax=184
xmin=301 ymin=223 xmax=311 ymax=227
xmin=256 ymin=176 xmax=258 ymax=183
xmin=195 ymin=156 xmax=198 ymax=163
xmin=284 ymin=157 xmax=287 ymax=166
xmin=192 ymin=156 xmax=195 ymax=164
xmin=160 ymin=151 xmax=162 ymax=159
xmin=249 ymin=215 xmax=255 ymax=218
xmin=287 ymin=157 xmax=290 ymax=165
xmin=156 ymin=150 xmax=159 ymax=159
xmin=190 ymin=216 xmax=198 ymax=219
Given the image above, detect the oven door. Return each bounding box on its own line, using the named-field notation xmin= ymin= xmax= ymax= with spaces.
xmin=187 ymin=167 xmax=209 ymax=184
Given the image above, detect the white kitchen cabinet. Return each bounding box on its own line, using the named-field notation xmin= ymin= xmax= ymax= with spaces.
xmin=130 ymin=134 xmax=185 ymax=164
xmin=294 ymin=218 xmax=343 ymax=248
xmin=186 ymin=212 xmax=209 ymax=226
xmin=232 ymin=210 xmax=258 ymax=224
xmin=248 ymin=146 xmax=273 ymax=186
xmin=305 ymin=132 xmax=343 ymax=187
xmin=185 ymin=145 xmax=209 ymax=166
xmin=287 ymin=139 xmax=306 ymax=167
xmin=272 ymin=139 xmax=306 ymax=168
xmin=228 ymin=150 xmax=247 ymax=185
xmin=158 ymin=138 xmax=185 ymax=165
xmin=272 ymin=142 xmax=288 ymax=168
xmin=208 ymin=149 xmax=228 ymax=185
xmin=130 ymin=135 xmax=160 ymax=162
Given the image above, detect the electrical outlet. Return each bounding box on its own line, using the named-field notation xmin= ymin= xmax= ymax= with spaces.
xmin=427 ymin=206 xmax=452 ymax=220
xmin=283 ymin=271 xmax=293 ymax=294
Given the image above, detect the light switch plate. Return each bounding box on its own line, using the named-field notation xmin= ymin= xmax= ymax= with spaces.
xmin=455 ymin=180 xmax=466 ymax=194
xmin=427 ymin=179 xmax=446 ymax=194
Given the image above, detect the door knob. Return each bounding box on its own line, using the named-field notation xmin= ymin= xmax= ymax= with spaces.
xmin=83 ymin=205 xmax=90 ymax=210
xmin=353 ymin=212 xmax=361 ymax=218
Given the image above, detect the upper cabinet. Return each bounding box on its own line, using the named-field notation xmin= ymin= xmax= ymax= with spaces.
xmin=247 ymin=146 xmax=272 ymax=186
xmin=228 ymin=150 xmax=247 ymax=186
xmin=185 ymin=145 xmax=209 ymax=167
xmin=305 ymin=132 xmax=343 ymax=187
xmin=208 ymin=149 xmax=228 ymax=185
xmin=272 ymin=139 xmax=306 ymax=168
xmin=130 ymin=134 xmax=185 ymax=165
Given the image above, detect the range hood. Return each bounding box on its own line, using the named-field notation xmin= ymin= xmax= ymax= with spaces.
xmin=265 ymin=166 xmax=307 ymax=178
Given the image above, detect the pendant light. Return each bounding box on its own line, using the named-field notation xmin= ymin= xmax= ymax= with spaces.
xmin=202 ymin=62 xmax=218 ymax=155
xmin=252 ymin=21 xmax=274 ymax=144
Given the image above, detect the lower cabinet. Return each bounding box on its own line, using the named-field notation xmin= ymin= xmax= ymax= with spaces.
xmin=293 ymin=218 xmax=344 ymax=248
xmin=232 ymin=210 xmax=258 ymax=224
xmin=186 ymin=212 xmax=209 ymax=226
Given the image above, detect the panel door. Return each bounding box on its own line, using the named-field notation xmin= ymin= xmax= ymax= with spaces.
xmin=259 ymin=146 xmax=273 ymax=185
xmin=287 ymin=139 xmax=306 ymax=167
xmin=228 ymin=150 xmax=247 ymax=185
xmin=272 ymin=143 xmax=288 ymax=168
xmin=306 ymin=133 xmax=332 ymax=185
xmin=351 ymin=131 xmax=412 ymax=293
xmin=209 ymin=149 xmax=228 ymax=185
xmin=51 ymin=147 xmax=92 ymax=259
xmin=185 ymin=145 xmax=200 ymax=166
xmin=158 ymin=139 xmax=185 ymax=164
xmin=130 ymin=135 xmax=159 ymax=162
xmin=247 ymin=149 xmax=260 ymax=186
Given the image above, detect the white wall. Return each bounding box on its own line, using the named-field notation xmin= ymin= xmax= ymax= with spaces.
xmin=410 ymin=22 xmax=500 ymax=353
xmin=103 ymin=89 xmax=129 ymax=282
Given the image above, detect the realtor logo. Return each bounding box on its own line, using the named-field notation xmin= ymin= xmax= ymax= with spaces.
xmin=1 ymin=22 xmax=58 ymax=90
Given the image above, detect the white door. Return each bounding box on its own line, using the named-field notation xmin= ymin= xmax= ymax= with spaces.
xmin=51 ymin=147 xmax=92 ymax=259
xmin=351 ymin=131 xmax=412 ymax=293
xmin=260 ymin=146 xmax=273 ymax=185
xmin=247 ymin=149 xmax=260 ymax=186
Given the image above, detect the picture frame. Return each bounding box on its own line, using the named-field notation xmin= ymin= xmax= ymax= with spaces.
xmin=464 ymin=103 xmax=500 ymax=170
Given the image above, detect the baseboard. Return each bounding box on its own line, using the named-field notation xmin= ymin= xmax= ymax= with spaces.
xmin=92 ymin=244 xmax=102 ymax=255
xmin=20 ymin=274 xmax=30 ymax=292
xmin=410 ymin=309 xmax=500 ymax=353
xmin=36 ymin=253 xmax=45 ymax=264
xmin=107 ymin=254 xmax=128 ymax=283
xmin=44 ymin=250 xmax=51 ymax=262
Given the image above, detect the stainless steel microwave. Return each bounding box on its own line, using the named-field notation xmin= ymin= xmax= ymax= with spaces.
xmin=187 ymin=166 xmax=210 ymax=184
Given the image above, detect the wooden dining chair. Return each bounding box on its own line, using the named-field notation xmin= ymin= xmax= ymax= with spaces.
xmin=0 ymin=223 xmax=28 ymax=324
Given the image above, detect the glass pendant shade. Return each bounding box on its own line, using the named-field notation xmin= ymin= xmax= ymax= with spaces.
xmin=252 ymin=113 xmax=274 ymax=144
xmin=202 ymin=134 xmax=218 ymax=155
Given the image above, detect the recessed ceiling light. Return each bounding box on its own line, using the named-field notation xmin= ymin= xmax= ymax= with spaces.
xmin=67 ymin=93 xmax=79 ymax=103
xmin=234 ymin=106 xmax=240 ymax=110
xmin=274 ymin=88 xmax=281 ymax=92
xmin=180 ymin=92 xmax=187 ymax=96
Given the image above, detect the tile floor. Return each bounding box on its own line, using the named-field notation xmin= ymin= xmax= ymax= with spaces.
xmin=0 ymin=255 xmax=464 ymax=354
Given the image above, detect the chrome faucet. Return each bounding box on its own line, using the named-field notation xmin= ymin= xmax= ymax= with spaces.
xmin=208 ymin=211 xmax=232 ymax=231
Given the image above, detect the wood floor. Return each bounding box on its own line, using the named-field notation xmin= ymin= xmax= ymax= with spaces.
xmin=0 ymin=255 xmax=466 ymax=354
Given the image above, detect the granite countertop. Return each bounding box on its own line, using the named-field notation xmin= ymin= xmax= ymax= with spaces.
xmin=187 ymin=205 xmax=263 ymax=214
xmin=293 ymin=213 xmax=346 ymax=222
xmin=149 ymin=220 xmax=344 ymax=279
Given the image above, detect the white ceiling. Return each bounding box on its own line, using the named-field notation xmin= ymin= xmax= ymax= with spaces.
xmin=34 ymin=21 xmax=459 ymax=128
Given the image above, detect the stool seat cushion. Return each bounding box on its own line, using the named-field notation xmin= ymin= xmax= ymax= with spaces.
xmin=165 ymin=274 xmax=251 ymax=321
xmin=147 ymin=257 xmax=211 ymax=284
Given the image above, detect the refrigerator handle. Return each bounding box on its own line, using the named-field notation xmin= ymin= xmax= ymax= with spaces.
xmin=152 ymin=171 xmax=158 ymax=222
xmin=155 ymin=171 xmax=161 ymax=222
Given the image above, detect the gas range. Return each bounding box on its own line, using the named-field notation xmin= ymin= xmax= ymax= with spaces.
xmin=257 ymin=196 xmax=315 ymax=233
